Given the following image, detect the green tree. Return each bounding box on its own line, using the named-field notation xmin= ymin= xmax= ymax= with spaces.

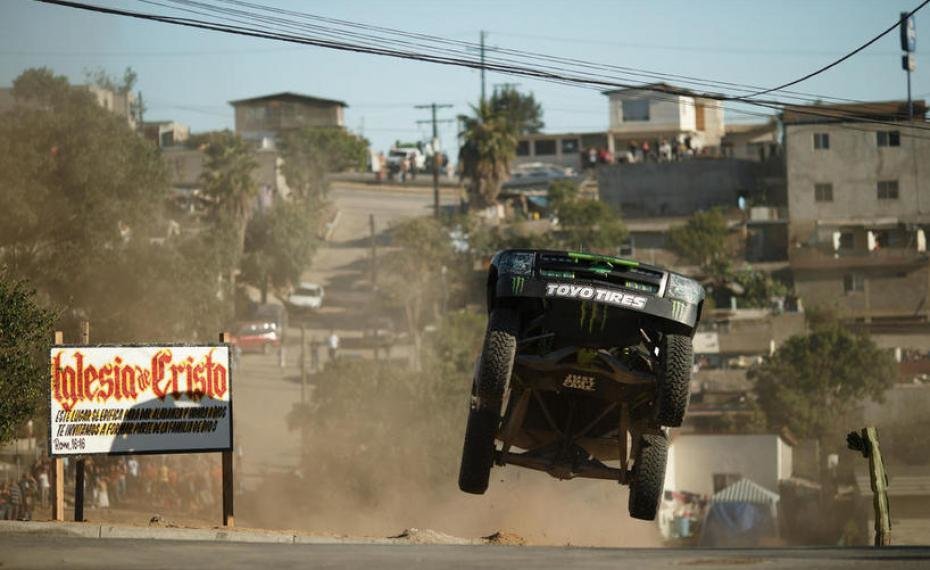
xmin=241 ymin=199 xmax=319 ymax=303
xmin=378 ymin=217 xmax=455 ymax=369
xmin=0 ymin=276 xmax=55 ymax=446
xmin=490 ymin=85 xmax=544 ymax=134
xmin=557 ymin=199 xmax=628 ymax=254
xmin=668 ymin=209 xmax=731 ymax=274
xmin=199 ymin=130 xmax=259 ymax=262
xmin=732 ymin=268 xmax=788 ymax=308
xmin=278 ymin=127 xmax=369 ymax=202
xmin=458 ymin=102 xmax=517 ymax=208
xmin=0 ymin=68 xmax=230 ymax=342
xmin=748 ymin=320 xmax=897 ymax=444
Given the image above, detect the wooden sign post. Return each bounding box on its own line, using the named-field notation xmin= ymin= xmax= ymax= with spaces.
xmin=220 ymin=331 xmax=234 ymax=528
xmin=50 ymin=331 xmax=65 ymax=522
xmin=73 ymin=320 xmax=90 ymax=522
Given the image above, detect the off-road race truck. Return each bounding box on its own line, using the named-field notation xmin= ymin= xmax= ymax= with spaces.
xmin=458 ymin=249 xmax=705 ymax=520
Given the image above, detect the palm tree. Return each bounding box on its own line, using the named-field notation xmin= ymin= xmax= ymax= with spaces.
xmin=458 ymin=102 xmax=517 ymax=209
xmin=199 ymin=131 xmax=259 ymax=258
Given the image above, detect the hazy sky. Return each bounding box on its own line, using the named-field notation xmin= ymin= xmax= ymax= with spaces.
xmin=2 ymin=0 xmax=929 ymax=153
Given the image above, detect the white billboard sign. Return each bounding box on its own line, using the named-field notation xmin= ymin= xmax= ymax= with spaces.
xmin=49 ymin=345 xmax=232 ymax=456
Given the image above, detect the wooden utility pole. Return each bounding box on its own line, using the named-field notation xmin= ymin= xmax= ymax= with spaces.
xmin=220 ymin=332 xmax=235 ymax=528
xmin=415 ymin=103 xmax=454 ymax=218
xmin=73 ymin=321 xmax=90 ymax=522
xmin=847 ymin=426 xmax=891 ymax=546
xmin=480 ymin=31 xmax=487 ymax=103
xmin=51 ymin=331 xmax=65 ymax=522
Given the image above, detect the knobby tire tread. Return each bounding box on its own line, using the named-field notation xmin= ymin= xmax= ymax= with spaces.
xmin=628 ymin=433 xmax=669 ymax=521
xmin=656 ymin=333 xmax=692 ymax=427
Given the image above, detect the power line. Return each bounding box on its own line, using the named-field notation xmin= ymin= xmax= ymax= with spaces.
xmin=740 ymin=0 xmax=930 ymax=98
xmin=152 ymin=0 xmax=899 ymax=115
xmin=32 ymin=0 xmax=930 ymax=139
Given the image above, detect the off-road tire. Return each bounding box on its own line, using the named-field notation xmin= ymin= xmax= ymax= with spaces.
xmin=474 ymin=307 xmax=519 ymax=409
xmin=458 ymin=408 xmax=499 ymax=494
xmin=457 ymin=307 xmax=519 ymax=495
xmin=627 ymin=432 xmax=669 ymax=521
xmin=655 ymin=333 xmax=692 ymax=427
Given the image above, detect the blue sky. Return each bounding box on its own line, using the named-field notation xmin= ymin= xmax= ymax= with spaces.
xmin=2 ymin=0 xmax=929 ymax=154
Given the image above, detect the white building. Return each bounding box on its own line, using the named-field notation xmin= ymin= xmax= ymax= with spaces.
xmin=604 ymin=83 xmax=725 ymax=154
xmin=664 ymin=434 xmax=793 ymax=497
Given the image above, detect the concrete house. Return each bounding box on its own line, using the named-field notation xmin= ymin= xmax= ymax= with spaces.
xmin=784 ymin=101 xmax=930 ymax=326
xmin=604 ymin=82 xmax=726 ymax=154
xmin=230 ymin=92 xmax=347 ymax=144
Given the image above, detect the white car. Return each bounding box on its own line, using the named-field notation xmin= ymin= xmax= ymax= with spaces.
xmin=287 ymin=282 xmax=324 ymax=311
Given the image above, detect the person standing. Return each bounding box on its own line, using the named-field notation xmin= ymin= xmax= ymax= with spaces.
xmin=38 ymin=467 xmax=50 ymax=507
xmin=327 ymin=330 xmax=340 ymax=362
xmin=9 ymin=479 xmax=22 ymax=521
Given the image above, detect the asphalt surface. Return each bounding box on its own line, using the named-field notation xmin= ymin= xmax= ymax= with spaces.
xmin=2 ymin=534 xmax=929 ymax=569
xmin=235 ymin=183 xmax=459 ymax=488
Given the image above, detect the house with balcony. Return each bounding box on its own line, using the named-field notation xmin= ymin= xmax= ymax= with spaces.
xmin=604 ymin=82 xmax=726 ymax=155
xmin=784 ymin=100 xmax=930 ymax=327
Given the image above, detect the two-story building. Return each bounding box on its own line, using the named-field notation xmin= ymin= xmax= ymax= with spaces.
xmin=230 ymin=92 xmax=347 ymax=145
xmin=785 ymin=100 xmax=930 ymax=326
xmin=603 ymin=82 xmax=725 ymax=156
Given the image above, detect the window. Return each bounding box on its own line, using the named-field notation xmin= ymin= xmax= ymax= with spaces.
xmin=534 ymin=139 xmax=556 ymax=156
xmin=814 ymin=183 xmax=833 ymax=202
xmin=560 ymin=138 xmax=579 ymax=154
xmin=621 ymin=99 xmax=650 ymax=122
xmin=516 ymin=140 xmax=530 ymax=157
xmin=813 ymin=132 xmax=830 ymax=150
xmin=878 ymin=180 xmax=899 ymax=200
xmin=838 ymin=232 xmax=855 ymax=250
xmin=877 ymin=130 xmax=901 ymax=147
xmin=843 ymin=274 xmax=865 ymax=294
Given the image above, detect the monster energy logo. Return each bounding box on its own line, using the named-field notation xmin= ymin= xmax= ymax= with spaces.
xmin=579 ymin=301 xmax=609 ymax=333
xmin=670 ymin=299 xmax=688 ymax=321
xmin=511 ymin=276 xmax=526 ymax=295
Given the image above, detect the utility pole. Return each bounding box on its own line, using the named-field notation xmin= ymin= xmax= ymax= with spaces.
xmin=415 ymin=103 xmax=454 ymax=217
xmin=900 ymin=11 xmax=917 ymax=120
xmin=480 ymin=31 xmax=487 ymax=103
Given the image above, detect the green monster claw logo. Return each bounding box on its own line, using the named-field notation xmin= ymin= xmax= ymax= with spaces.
xmin=579 ymin=301 xmax=609 ymax=333
xmin=511 ymin=276 xmax=525 ymax=295
xmin=670 ymin=299 xmax=688 ymax=321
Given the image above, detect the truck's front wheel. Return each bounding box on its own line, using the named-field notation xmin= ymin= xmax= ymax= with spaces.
xmin=655 ymin=333 xmax=692 ymax=427
xmin=457 ymin=307 xmax=519 ymax=494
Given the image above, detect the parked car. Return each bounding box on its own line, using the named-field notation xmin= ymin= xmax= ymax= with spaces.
xmin=502 ymin=162 xmax=578 ymax=191
xmin=232 ymin=321 xmax=281 ymax=354
xmin=287 ymin=282 xmax=324 ymax=313
xmin=457 ymin=249 xmax=705 ymax=521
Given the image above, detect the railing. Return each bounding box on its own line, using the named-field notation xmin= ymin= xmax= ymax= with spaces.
xmin=789 ymin=246 xmax=929 ymax=269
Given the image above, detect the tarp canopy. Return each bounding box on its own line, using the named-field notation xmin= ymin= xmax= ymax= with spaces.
xmin=699 ymin=479 xmax=780 ymax=547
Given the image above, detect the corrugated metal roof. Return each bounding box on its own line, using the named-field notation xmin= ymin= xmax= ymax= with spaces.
xmin=712 ymin=478 xmax=779 ymax=505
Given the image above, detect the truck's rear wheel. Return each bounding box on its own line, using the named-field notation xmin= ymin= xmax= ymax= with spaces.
xmin=457 ymin=307 xmax=519 ymax=495
xmin=655 ymin=333 xmax=692 ymax=427
xmin=627 ymin=432 xmax=669 ymax=521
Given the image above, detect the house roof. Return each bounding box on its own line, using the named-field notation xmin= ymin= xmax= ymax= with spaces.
xmin=782 ymin=100 xmax=927 ymax=125
xmin=602 ymin=82 xmax=698 ymax=97
xmin=229 ymin=92 xmax=348 ymax=108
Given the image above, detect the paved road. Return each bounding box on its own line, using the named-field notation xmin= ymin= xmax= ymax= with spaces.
xmin=2 ymin=534 xmax=929 ymax=569
xmin=234 ymin=183 xmax=458 ymax=488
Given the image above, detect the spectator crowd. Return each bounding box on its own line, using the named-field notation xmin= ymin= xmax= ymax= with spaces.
xmin=0 ymin=454 xmax=223 ymax=520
